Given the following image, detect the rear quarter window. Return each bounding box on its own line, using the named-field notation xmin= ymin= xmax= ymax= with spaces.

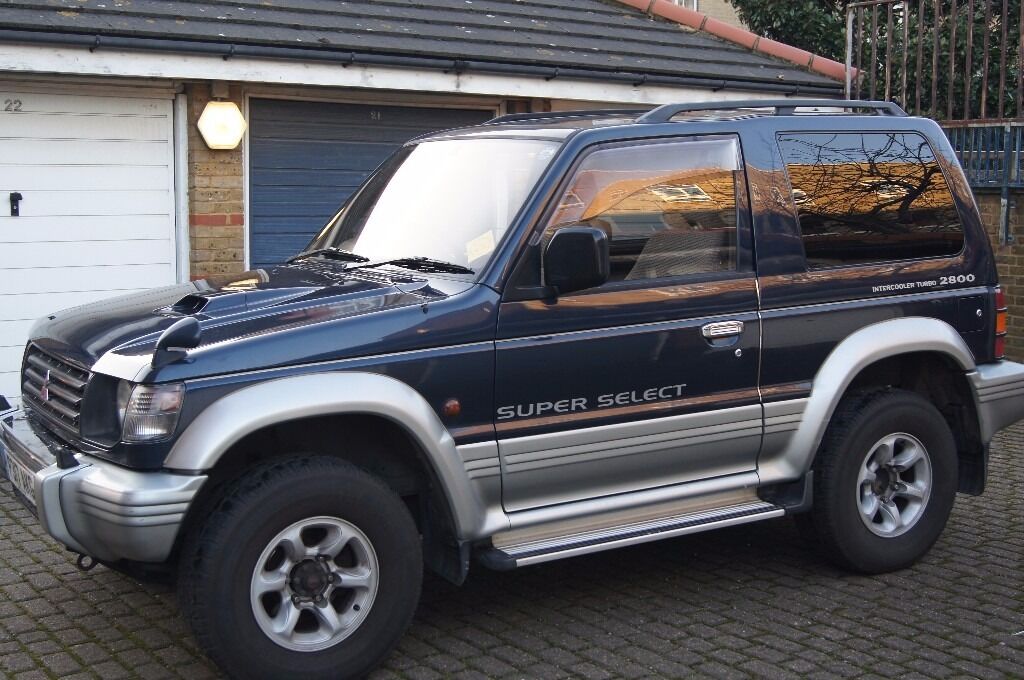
xmin=777 ymin=131 xmax=964 ymax=269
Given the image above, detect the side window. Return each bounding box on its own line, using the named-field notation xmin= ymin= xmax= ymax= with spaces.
xmin=778 ymin=132 xmax=964 ymax=269
xmin=543 ymin=137 xmax=741 ymax=284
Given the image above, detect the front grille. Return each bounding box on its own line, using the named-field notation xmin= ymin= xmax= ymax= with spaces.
xmin=22 ymin=346 xmax=90 ymax=436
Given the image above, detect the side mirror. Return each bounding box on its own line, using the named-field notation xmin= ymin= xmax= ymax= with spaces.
xmin=543 ymin=226 xmax=610 ymax=295
xmin=152 ymin=317 xmax=202 ymax=369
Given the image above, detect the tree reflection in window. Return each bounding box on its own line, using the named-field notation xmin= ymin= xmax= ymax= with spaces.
xmin=778 ymin=132 xmax=964 ymax=269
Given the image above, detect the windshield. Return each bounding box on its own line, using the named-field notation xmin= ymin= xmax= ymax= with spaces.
xmin=306 ymin=138 xmax=560 ymax=272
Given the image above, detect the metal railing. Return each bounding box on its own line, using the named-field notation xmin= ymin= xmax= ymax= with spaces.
xmin=942 ymin=121 xmax=1024 ymax=187
xmin=845 ymin=0 xmax=1024 ymax=121
xmin=941 ymin=121 xmax=1023 ymax=242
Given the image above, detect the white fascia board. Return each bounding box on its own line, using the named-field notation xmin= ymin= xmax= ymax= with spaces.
xmin=0 ymin=43 xmax=787 ymax=105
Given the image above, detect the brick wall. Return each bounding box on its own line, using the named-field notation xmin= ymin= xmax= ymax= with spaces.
xmin=698 ymin=0 xmax=745 ymax=27
xmin=976 ymin=192 xmax=1023 ymax=361
xmin=669 ymin=0 xmax=745 ymax=25
xmin=185 ymin=83 xmax=246 ymax=279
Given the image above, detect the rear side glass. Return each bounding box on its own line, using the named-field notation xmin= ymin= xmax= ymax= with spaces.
xmin=777 ymin=132 xmax=964 ymax=269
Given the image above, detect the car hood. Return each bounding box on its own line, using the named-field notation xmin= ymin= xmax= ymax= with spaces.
xmin=29 ymin=261 xmax=476 ymax=380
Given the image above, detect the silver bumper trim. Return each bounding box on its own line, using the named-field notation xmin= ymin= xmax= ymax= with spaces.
xmin=1 ymin=408 xmax=206 ymax=563
xmin=969 ymin=360 xmax=1024 ymax=441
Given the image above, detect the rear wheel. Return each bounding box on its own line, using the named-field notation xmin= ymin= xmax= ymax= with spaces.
xmin=804 ymin=390 xmax=958 ymax=574
xmin=179 ymin=457 xmax=422 ymax=680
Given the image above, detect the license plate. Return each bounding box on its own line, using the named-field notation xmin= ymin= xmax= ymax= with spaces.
xmin=2 ymin=452 xmax=36 ymax=509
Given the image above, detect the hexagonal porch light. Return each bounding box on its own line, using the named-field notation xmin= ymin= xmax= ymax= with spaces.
xmin=197 ymin=83 xmax=247 ymax=150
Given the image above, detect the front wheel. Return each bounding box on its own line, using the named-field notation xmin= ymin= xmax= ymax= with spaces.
xmin=178 ymin=457 xmax=422 ymax=680
xmin=804 ymin=389 xmax=958 ymax=574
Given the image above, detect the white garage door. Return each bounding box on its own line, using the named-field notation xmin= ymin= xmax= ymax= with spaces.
xmin=0 ymin=88 xmax=178 ymax=402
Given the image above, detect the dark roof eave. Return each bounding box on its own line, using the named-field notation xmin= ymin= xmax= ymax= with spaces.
xmin=0 ymin=29 xmax=844 ymax=96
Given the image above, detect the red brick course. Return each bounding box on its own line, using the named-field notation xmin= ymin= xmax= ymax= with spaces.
xmin=189 ymin=213 xmax=244 ymax=227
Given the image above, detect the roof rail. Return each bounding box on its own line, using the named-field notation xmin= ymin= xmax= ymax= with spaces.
xmin=484 ymin=109 xmax=650 ymax=125
xmin=636 ymin=99 xmax=907 ymax=124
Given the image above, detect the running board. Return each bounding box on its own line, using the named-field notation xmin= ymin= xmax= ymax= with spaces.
xmin=479 ymin=501 xmax=784 ymax=570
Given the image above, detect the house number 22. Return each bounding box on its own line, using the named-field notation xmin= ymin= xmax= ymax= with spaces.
xmin=3 ymin=99 xmax=23 ymax=112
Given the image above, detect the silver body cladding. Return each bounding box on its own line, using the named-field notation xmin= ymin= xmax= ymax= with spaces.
xmin=3 ymin=315 xmax=1024 ymax=566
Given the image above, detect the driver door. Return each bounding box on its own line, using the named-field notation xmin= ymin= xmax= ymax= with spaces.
xmin=494 ymin=135 xmax=762 ymax=512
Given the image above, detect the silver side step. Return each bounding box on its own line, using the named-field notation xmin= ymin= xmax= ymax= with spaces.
xmin=480 ymin=500 xmax=784 ymax=570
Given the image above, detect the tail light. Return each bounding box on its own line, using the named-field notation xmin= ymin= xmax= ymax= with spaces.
xmin=994 ymin=287 xmax=1008 ymax=360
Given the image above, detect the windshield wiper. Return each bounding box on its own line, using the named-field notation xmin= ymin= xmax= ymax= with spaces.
xmin=288 ymin=247 xmax=369 ymax=264
xmin=371 ymin=256 xmax=475 ymax=275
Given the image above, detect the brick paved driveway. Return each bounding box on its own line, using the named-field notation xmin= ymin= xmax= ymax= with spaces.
xmin=2 ymin=425 xmax=1022 ymax=679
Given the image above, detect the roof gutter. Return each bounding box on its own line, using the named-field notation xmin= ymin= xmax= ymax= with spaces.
xmin=0 ymin=29 xmax=842 ymax=97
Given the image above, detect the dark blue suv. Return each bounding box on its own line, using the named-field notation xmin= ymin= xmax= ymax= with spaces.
xmin=2 ymin=100 xmax=1023 ymax=679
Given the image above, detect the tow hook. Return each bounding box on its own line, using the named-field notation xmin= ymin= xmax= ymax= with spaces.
xmin=55 ymin=448 xmax=79 ymax=470
xmin=75 ymin=553 xmax=98 ymax=572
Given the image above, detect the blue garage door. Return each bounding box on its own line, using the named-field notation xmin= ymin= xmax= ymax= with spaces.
xmin=248 ymin=99 xmax=493 ymax=270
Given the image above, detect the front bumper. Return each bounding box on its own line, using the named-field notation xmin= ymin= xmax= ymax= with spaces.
xmin=970 ymin=360 xmax=1024 ymax=441
xmin=0 ymin=406 xmax=206 ymax=564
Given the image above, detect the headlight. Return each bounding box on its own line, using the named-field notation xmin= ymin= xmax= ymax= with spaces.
xmin=118 ymin=382 xmax=185 ymax=443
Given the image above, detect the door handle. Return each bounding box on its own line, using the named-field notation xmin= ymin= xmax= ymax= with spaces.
xmin=701 ymin=320 xmax=744 ymax=339
xmin=9 ymin=192 xmax=22 ymax=217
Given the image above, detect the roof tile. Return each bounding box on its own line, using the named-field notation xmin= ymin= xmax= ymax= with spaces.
xmin=0 ymin=0 xmax=841 ymax=89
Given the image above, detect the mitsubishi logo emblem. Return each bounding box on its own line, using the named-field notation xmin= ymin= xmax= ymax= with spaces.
xmin=40 ymin=369 xmax=50 ymax=402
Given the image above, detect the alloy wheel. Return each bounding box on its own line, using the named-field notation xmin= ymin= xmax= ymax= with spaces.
xmin=856 ymin=432 xmax=932 ymax=538
xmin=250 ymin=516 xmax=379 ymax=652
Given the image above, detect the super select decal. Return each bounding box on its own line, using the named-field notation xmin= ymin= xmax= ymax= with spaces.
xmin=497 ymin=383 xmax=688 ymax=420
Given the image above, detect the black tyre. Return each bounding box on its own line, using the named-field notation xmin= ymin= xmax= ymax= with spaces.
xmin=178 ymin=457 xmax=422 ymax=680
xmin=805 ymin=389 xmax=958 ymax=574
